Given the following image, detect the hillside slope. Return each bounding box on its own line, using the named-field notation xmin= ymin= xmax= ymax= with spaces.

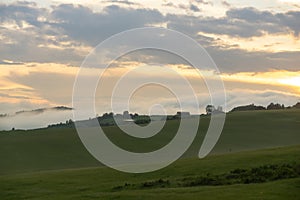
xmin=0 ymin=109 xmax=299 ymax=175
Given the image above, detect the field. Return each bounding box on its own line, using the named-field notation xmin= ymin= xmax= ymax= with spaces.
xmin=0 ymin=146 xmax=299 ymax=199
xmin=0 ymin=109 xmax=300 ymax=199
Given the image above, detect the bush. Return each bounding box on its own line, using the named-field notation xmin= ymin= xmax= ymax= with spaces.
xmin=112 ymin=163 xmax=300 ymax=190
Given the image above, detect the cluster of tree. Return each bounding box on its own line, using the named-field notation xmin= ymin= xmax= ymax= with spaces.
xmin=112 ymin=162 xmax=300 ymax=190
xmin=133 ymin=117 xmax=151 ymax=125
xmin=101 ymin=112 xmax=114 ymax=119
xmin=0 ymin=113 xmax=8 ymax=118
xmin=98 ymin=112 xmax=151 ymax=126
xmin=267 ymin=103 xmax=285 ymax=110
xmin=292 ymin=102 xmax=300 ymax=109
xmin=47 ymin=119 xmax=74 ymax=128
xmin=206 ymin=105 xmax=223 ymax=115
xmin=230 ymin=104 xmax=266 ymax=112
xmin=46 ymin=111 xmax=150 ymax=129
xmin=231 ymin=102 xmax=300 ymax=112
xmin=100 ymin=112 xmax=140 ymax=119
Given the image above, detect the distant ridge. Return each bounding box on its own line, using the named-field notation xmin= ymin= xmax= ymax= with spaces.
xmin=230 ymin=102 xmax=300 ymax=112
xmin=230 ymin=104 xmax=266 ymax=112
xmin=0 ymin=106 xmax=73 ymax=118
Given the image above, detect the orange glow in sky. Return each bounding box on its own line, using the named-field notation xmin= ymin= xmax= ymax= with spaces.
xmin=278 ymin=76 xmax=300 ymax=88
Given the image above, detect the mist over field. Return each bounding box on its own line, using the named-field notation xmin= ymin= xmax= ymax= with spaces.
xmin=0 ymin=108 xmax=72 ymax=130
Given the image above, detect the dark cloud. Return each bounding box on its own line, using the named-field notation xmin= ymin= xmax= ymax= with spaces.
xmin=0 ymin=2 xmax=86 ymax=65
xmin=50 ymin=4 xmax=164 ymax=45
xmin=167 ymin=7 xmax=300 ymax=38
xmin=0 ymin=3 xmax=299 ymax=72
xmin=178 ymin=4 xmax=188 ymax=10
xmin=226 ymin=7 xmax=285 ymax=36
xmin=168 ymin=10 xmax=272 ymax=38
xmin=166 ymin=3 xmax=202 ymax=12
xmin=226 ymin=7 xmax=300 ymax=37
xmin=0 ymin=1 xmax=45 ymax=27
xmin=194 ymin=0 xmax=213 ymax=6
xmin=221 ymin=1 xmax=231 ymax=7
xmin=162 ymin=2 xmax=176 ymax=7
xmin=190 ymin=4 xmax=201 ymax=12
xmin=206 ymin=47 xmax=300 ymax=73
xmin=276 ymin=11 xmax=300 ymax=36
xmin=103 ymin=0 xmax=138 ymax=6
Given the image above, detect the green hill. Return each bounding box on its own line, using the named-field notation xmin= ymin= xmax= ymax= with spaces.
xmin=0 ymin=109 xmax=300 ymax=199
xmin=1 ymin=109 xmax=299 ymax=175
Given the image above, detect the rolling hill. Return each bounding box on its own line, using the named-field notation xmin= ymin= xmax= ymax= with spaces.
xmin=0 ymin=109 xmax=299 ymax=199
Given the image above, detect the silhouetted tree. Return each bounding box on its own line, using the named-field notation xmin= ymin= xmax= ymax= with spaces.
xmin=206 ymin=105 xmax=215 ymax=115
xmin=230 ymin=104 xmax=266 ymax=112
xmin=293 ymin=102 xmax=300 ymax=109
xmin=267 ymin=103 xmax=284 ymax=110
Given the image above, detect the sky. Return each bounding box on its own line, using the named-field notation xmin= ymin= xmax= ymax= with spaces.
xmin=0 ymin=0 xmax=300 ymax=130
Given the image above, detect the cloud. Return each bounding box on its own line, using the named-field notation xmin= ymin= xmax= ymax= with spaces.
xmin=0 ymin=93 xmax=31 ymax=100
xmin=162 ymin=0 xmax=212 ymax=12
xmin=50 ymin=4 xmax=164 ymax=45
xmin=190 ymin=4 xmax=201 ymax=12
xmin=194 ymin=0 xmax=213 ymax=6
xmin=0 ymin=1 xmax=43 ymax=27
xmin=0 ymin=2 xmax=90 ymax=65
xmin=0 ymin=107 xmax=73 ymax=130
xmin=7 ymin=70 xmax=76 ymax=105
xmin=168 ymin=8 xmax=279 ymax=38
xmin=162 ymin=2 xmax=176 ymax=7
xmin=277 ymin=11 xmax=300 ymax=36
xmin=166 ymin=6 xmax=300 ymax=42
xmin=221 ymin=1 xmax=231 ymax=7
xmin=0 ymin=2 xmax=299 ymax=73
xmin=103 ymin=0 xmax=138 ymax=6
xmin=1 ymin=1 xmax=300 ymax=129
xmin=206 ymin=47 xmax=300 ymax=72
xmin=0 ymin=106 xmax=73 ymax=117
xmin=0 ymin=60 xmax=24 ymax=65
xmin=226 ymin=7 xmax=300 ymax=37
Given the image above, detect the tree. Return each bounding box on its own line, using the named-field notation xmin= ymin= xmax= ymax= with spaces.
xmin=267 ymin=103 xmax=284 ymax=110
xmin=230 ymin=104 xmax=266 ymax=112
xmin=206 ymin=105 xmax=215 ymax=115
xmin=293 ymin=102 xmax=300 ymax=109
xmin=66 ymin=119 xmax=73 ymax=124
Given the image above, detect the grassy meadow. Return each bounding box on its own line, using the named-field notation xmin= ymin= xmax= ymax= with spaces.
xmin=0 ymin=109 xmax=299 ymax=199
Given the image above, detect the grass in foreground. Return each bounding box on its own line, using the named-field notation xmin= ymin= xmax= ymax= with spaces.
xmin=0 ymin=145 xmax=299 ymax=200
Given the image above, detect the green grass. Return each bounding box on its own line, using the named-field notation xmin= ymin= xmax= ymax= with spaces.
xmin=0 ymin=109 xmax=299 ymax=199
xmin=1 ymin=109 xmax=299 ymax=175
xmin=0 ymin=145 xmax=299 ymax=200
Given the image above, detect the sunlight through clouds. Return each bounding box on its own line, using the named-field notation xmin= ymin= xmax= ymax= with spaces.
xmin=198 ymin=32 xmax=300 ymax=52
xmin=0 ymin=0 xmax=300 ymax=129
xmin=279 ymin=76 xmax=300 ymax=87
xmin=221 ymin=70 xmax=300 ymax=94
